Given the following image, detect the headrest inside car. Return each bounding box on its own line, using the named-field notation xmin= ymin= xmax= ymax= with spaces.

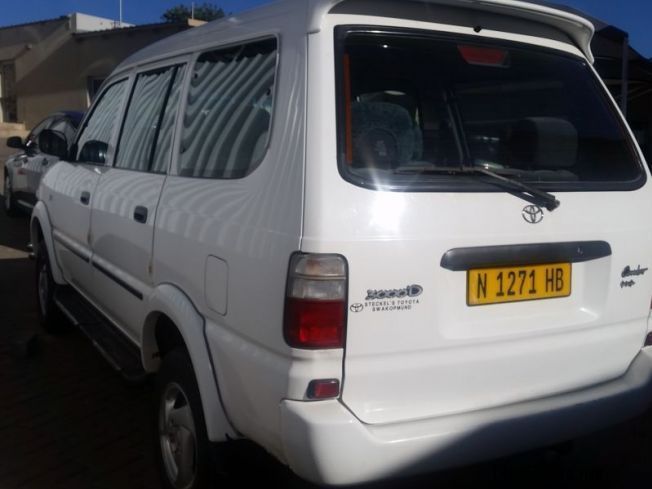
xmin=508 ymin=117 xmax=578 ymax=169
xmin=351 ymin=102 xmax=416 ymax=170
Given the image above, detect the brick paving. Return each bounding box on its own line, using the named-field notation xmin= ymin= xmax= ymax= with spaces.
xmin=0 ymin=164 xmax=160 ymax=488
xmin=1 ymin=160 xmax=652 ymax=489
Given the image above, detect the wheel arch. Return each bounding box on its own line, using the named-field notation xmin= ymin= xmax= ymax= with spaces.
xmin=143 ymin=283 xmax=238 ymax=442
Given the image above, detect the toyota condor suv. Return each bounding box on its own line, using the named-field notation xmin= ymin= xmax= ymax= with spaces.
xmin=31 ymin=0 xmax=652 ymax=487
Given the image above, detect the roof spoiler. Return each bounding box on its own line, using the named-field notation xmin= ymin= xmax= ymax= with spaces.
xmin=310 ymin=0 xmax=595 ymax=63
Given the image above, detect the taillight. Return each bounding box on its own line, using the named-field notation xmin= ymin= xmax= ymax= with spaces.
xmin=284 ymin=253 xmax=347 ymax=349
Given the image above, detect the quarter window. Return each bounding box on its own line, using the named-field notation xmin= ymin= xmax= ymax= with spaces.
xmin=177 ymin=38 xmax=277 ymax=179
xmin=152 ymin=66 xmax=186 ymax=174
xmin=75 ymin=80 xmax=127 ymax=164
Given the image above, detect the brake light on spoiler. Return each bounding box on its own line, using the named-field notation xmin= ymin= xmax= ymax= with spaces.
xmin=284 ymin=253 xmax=348 ymax=349
xmin=458 ymin=44 xmax=510 ymax=67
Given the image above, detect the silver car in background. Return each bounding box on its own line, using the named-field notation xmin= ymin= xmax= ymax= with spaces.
xmin=3 ymin=111 xmax=83 ymax=216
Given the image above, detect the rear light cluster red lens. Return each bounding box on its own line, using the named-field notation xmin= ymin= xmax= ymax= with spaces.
xmin=284 ymin=253 xmax=347 ymax=349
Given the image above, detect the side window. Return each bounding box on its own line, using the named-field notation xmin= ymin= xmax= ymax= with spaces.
xmin=178 ymin=38 xmax=277 ymax=179
xmin=115 ymin=65 xmax=186 ymax=173
xmin=151 ymin=66 xmax=186 ymax=173
xmin=75 ymin=80 xmax=127 ymax=164
xmin=50 ymin=118 xmax=77 ymax=145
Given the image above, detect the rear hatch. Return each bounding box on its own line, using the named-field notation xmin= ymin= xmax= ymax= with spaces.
xmin=318 ymin=27 xmax=652 ymax=425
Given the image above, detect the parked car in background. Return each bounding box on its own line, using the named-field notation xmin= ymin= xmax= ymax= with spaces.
xmin=30 ymin=0 xmax=652 ymax=488
xmin=3 ymin=111 xmax=83 ymax=216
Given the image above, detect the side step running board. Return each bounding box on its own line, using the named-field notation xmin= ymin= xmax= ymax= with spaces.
xmin=54 ymin=287 xmax=147 ymax=383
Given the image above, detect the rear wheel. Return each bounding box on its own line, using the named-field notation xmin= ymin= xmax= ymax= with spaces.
xmin=156 ymin=348 xmax=218 ymax=489
xmin=4 ymin=174 xmax=18 ymax=217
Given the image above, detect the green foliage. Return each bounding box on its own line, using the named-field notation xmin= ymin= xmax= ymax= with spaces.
xmin=162 ymin=3 xmax=225 ymax=23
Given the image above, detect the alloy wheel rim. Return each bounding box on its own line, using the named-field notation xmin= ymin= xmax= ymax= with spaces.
xmin=159 ymin=382 xmax=198 ymax=489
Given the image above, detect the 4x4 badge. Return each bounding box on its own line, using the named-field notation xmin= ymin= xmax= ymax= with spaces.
xmin=522 ymin=205 xmax=544 ymax=224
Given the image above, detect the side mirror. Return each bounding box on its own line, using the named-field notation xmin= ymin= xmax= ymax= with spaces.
xmin=79 ymin=140 xmax=108 ymax=165
xmin=6 ymin=136 xmax=24 ymax=149
xmin=38 ymin=129 xmax=69 ymax=159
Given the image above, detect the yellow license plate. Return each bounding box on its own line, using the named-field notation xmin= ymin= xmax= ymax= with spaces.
xmin=467 ymin=263 xmax=571 ymax=306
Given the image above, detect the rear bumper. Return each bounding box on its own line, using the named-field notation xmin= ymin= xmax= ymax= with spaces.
xmin=280 ymin=348 xmax=652 ymax=486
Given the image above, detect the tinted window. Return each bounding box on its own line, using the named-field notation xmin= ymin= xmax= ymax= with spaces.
xmin=178 ymin=38 xmax=277 ymax=179
xmin=26 ymin=117 xmax=51 ymax=147
xmin=152 ymin=66 xmax=186 ymax=174
xmin=338 ymin=29 xmax=643 ymax=191
xmin=76 ymin=80 xmax=127 ymax=164
xmin=50 ymin=118 xmax=78 ymax=145
xmin=116 ymin=66 xmax=185 ymax=173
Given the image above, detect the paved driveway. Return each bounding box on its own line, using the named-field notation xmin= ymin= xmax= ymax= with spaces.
xmin=0 ymin=166 xmax=161 ymax=488
xmin=1 ymin=162 xmax=652 ymax=489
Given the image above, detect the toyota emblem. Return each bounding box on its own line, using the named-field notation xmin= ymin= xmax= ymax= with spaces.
xmin=350 ymin=303 xmax=364 ymax=313
xmin=522 ymin=205 xmax=544 ymax=224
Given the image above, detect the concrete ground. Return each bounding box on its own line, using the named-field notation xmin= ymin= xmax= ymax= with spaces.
xmin=1 ymin=155 xmax=652 ymax=488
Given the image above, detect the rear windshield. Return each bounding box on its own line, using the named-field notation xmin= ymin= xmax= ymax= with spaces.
xmin=336 ymin=28 xmax=644 ymax=192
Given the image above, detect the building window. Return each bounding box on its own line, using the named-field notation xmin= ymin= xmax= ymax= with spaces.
xmin=0 ymin=63 xmax=17 ymax=123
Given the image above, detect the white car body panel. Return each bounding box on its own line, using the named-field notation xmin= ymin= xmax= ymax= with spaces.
xmin=30 ymin=200 xmax=66 ymax=284
xmin=45 ymin=163 xmax=101 ymax=292
xmin=90 ymin=169 xmax=166 ymax=340
xmin=280 ymin=348 xmax=652 ymax=486
xmin=5 ymin=153 xmax=29 ymax=204
xmin=143 ymin=284 xmax=238 ymax=441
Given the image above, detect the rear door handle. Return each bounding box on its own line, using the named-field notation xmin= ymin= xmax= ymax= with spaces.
xmin=133 ymin=205 xmax=148 ymax=224
xmin=80 ymin=191 xmax=90 ymax=205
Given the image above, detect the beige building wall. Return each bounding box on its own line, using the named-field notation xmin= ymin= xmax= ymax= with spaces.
xmin=1 ymin=17 xmax=189 ymax=128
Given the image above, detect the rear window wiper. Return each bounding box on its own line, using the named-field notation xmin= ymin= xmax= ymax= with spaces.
xmin=395 ymin=165 xmax=561 ymax=211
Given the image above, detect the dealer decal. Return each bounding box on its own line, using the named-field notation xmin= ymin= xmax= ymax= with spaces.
xmin=350 ymin=284 xmax=423 ymax=313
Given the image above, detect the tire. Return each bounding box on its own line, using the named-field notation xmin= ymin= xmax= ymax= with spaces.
xmin=4 ymin=173 xmax=18 ymax=217
xmin=155 ymin=348 xmax=218 ymax=489
xmin=35 ymin=241 xmax=66 ymax=333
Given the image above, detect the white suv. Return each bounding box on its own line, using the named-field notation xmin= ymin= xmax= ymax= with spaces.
xmin=31 ymin=1 xmax=652 ymax=488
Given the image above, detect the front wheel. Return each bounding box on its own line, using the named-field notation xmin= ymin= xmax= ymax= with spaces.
xmin=156 ymin=348 xmax=217 ymax=489
xmin=4 ymin=174 xmax=18 ymax=217
xmin=35 ymin=242 xmax=65 ymax=333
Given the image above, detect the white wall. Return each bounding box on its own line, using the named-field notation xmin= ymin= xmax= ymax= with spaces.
xmin=70 ymin=13 xmax=133 ymax=33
